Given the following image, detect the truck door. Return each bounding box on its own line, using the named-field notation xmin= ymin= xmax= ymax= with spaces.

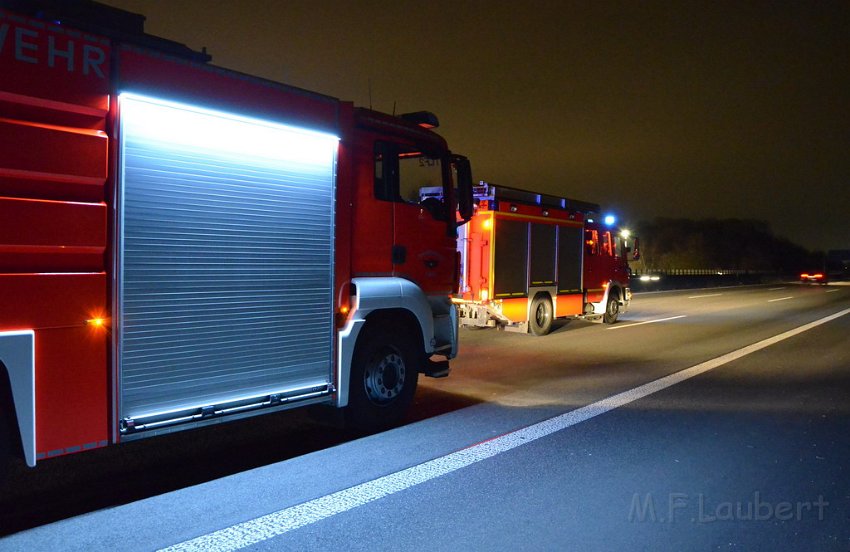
xmin=117 ymin=93 xmax=338 ymax=427
xmin=583 ymin=227 xmax=605 ymax=303
xmin=584 ymin=226 xmax=622 ymax=303
xmin=374 ymin=142 xmax=456 ymax=296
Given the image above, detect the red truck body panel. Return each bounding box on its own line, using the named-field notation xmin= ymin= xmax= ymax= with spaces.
xmin=1 ymin=10 xmax=110 ymax=458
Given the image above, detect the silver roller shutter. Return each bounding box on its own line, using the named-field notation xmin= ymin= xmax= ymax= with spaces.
xmin=117 ymin=94 xmax=338 ymax=421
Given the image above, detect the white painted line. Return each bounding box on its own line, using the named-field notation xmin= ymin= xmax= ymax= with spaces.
xmin=826 ymin=289 xmax=840 ymax=293
xmin=606 ymin=315 xmax=686 ymax=330
xmin=768 ymin=287 xmax=787 ymax=291
xmin=160 ymin=307 xmax=850 ymax=552
xmin=768 ymin=296 xmax=793 ymax=303
xmin=687 ymin=293 xmax=723 ymax=299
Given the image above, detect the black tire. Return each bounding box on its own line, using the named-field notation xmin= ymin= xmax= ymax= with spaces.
xmin=345 ymin=320 xmax=421 ymax=432
xmin=529 ymin=294 xmax=554 ymax=336
xmin=603 ymin=292 xmax=620 ymax=324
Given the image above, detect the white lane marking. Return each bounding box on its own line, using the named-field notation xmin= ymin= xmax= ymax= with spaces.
xmin=768 ymin=296 xmax=793 ymax=303
xmin=826 ymin=289 xmax=839 ymax=293
xmin=606 ymin=315 xmax=686 ymax=330
xmin=768 ymin=287 xmax=787 ymax=291
xmin=687 ymin=293 xmax=723 ymax=299
xmin=161 ymin=307 xmax=850 ymax=552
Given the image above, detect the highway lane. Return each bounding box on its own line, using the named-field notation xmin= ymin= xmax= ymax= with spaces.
xmin=1 ymin=283 xmax=848 ymax=550
xmin=263 ymin=297 xmax=849 ymax=552
xmin=416 ymin=282 xmax=849 ymax=419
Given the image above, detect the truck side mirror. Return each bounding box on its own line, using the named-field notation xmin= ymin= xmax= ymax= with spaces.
xmin=631 ymin=238 xmax=640 ymax=261
xmin=454 ymin=155 xmax=474 ymax=222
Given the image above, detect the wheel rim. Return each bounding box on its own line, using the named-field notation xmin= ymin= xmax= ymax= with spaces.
xmin=535 ymin=302 xmax=549 ymax=327
xmin=607 ymin=299 xmax=619 ymax=317
xmin=364 ymin=350 xmax=406 ymax=405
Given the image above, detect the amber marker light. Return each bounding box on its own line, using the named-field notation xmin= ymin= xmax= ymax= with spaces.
xmin=87 ymin=317 xmax=108 ymax=329
xmin=335 ymin=305 xmax=352 ymax=328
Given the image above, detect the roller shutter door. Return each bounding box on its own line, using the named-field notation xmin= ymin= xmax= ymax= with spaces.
xmin=117 ymin=94 xmax=338 ymax=420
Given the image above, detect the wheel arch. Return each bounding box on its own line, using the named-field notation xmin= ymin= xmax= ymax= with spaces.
xmin=363 ymin=308 xmax=424 ymax=343
xmin=0 ymin=331 xmax=36 ymax=467
xmin=336 ymin=277 xmax=434 ymax=408
xmin=590 ymin=281 xmax=624 ymax=315
xmin=525 ymin=286 xmax=556 ymax=324
xmin=529 ymin=289 xmax=553 ymax=304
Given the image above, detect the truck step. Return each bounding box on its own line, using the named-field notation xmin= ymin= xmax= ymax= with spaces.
xmin=423 ymin=359 xmax=450 ymax=378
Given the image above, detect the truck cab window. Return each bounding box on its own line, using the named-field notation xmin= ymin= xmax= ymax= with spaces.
xmin=602 ymin=231 xmax=614 ymax=257
xmin=615 ymin=235 xmax=628 ymax=259
xmin=585 ymin=229 xmax=599 ymax=256
xmin=374 ymin=142 xmax=445 ymax=206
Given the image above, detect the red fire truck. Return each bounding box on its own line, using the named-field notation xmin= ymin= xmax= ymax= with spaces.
xmin=450 ymin=183 xmax=635 ymax=335
xmin=0 ymin=1 xmax=474 ymax=470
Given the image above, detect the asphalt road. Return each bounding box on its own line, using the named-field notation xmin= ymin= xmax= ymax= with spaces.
xmin=2 ymin=282 xmax=849 ymax=551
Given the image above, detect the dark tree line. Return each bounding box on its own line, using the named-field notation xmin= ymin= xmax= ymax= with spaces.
xmin=634 ymin=218 xmax=814 ymax=274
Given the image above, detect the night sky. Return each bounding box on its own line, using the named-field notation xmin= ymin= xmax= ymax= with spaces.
xmin=101 ymin=0 xmax=850 ymax=251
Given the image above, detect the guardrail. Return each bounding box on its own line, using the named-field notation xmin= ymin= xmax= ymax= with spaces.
xmin=632 ymin=269 xmax=758 ymax=277
xmin=629 ymin=270 xmax=786 ymax=291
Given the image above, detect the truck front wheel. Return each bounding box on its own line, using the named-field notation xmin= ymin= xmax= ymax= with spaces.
xmin=346 ymin=321 xmax=420 ymax=432
xmin=603 ymin=293 xmax=620 ymax=324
